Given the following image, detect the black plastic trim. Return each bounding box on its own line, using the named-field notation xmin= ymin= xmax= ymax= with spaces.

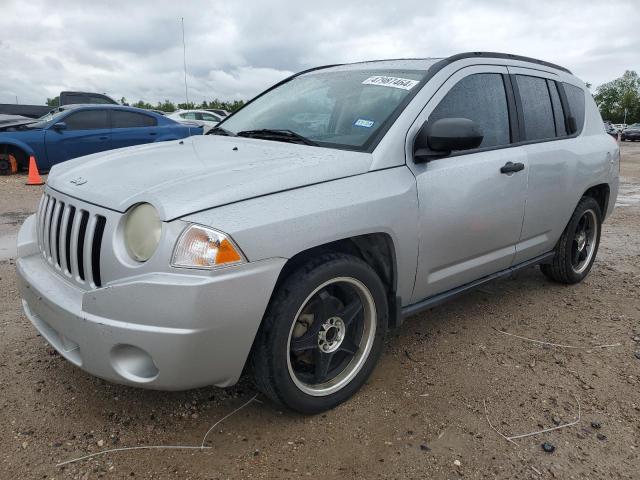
xmin=401 ymin=251 xmax=555 ymax=318
xmin=77 ymin=210 xmax=89 ymax=281
xmin=502 ymin=73 xmax=521 ymax=143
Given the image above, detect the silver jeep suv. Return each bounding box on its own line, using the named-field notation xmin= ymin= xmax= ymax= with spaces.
xmin=16 ymin=52 xmax=619 ymax=413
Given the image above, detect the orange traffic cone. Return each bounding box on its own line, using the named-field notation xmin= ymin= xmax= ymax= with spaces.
xmin=26 ymin=156 xmax=44 ymax=186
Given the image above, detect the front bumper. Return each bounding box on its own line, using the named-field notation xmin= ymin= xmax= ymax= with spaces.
xmin=16 ymin=214 xmax=286 ymax=390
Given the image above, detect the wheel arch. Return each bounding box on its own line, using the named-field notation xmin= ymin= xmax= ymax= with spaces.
xmin=582 ymin=183 xmax=610 ymax=219
xmin=0 ymin=140 xmax=34 ymax=169
xmin=271 ymin=232 xmax=402 ymax=329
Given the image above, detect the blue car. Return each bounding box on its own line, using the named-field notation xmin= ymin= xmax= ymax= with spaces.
xmin=0 ymin=104 xmax=202 ymax=172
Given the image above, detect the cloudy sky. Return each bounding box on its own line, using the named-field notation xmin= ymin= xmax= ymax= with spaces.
xmin=0 ymin=0 xmax=638 ymax=106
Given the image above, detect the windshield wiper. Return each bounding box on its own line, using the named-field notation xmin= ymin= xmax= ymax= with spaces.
xmin=206 ymin=126 xmax=236 ymax=136
xmin=236 ymin=129 xmax=317 ymax=146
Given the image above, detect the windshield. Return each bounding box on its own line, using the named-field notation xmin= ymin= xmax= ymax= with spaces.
xmin=30 ymin=109 xmax=67 ymax=128
xmin=219 ymin=69 xmax=427 ymax=150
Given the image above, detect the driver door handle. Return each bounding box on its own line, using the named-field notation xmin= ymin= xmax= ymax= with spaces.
xmin=500 ymin=161 xmax=525 ymax=174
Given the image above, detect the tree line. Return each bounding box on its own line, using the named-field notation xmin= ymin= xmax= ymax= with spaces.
xmin=593 ymin=70 xmax=640 ymax=124
xmin=46 ymin=96 xmax=245 ymax=113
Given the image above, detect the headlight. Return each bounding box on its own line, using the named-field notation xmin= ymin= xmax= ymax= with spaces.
xmin=124 ymin=203 xmax=162 ymax=262
xmin=172 ymin=224 xmax=245 ymax=269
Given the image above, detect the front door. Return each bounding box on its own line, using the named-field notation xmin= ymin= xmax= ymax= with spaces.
xmin=408 ymin=66 xmax=528 ymax=303
xmin=45 ymin=109 xmax=111 ymax=165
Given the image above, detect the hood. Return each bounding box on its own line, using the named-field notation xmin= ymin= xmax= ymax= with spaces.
xmin=48 ymin=135 xmax=373 ymax=220
xmin=0 ymin=118 xmax=38 ymax=131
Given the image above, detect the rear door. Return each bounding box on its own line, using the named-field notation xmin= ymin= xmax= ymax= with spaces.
xmin=45 ymin=109 xmax=111 ymax=164
xmin=408 ymin=66 xmax=528 ymax=302
xmin=109 ymin=110 xmax=159 ymax=149
xmin=508 ymin=69 xmax=583 ymax=263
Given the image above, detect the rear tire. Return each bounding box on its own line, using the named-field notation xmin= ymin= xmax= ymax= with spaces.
xmin=251 ymin=253 xmax=388 ymax=414
xmin=541 ymin=196 xmax=602 ymax=284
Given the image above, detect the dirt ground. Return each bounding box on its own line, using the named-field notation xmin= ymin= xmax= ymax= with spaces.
xmin=1 ymin=143 xmax=639 ymax=480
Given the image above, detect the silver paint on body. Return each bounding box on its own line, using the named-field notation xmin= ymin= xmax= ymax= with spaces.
xmin=16 ymin=56 xmax=619 ymax=390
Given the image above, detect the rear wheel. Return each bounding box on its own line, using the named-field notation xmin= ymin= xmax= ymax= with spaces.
xmin=252 ymin=253 xmax=387 ymax=414
xmin=541 ymin=196 xmax=602 ymax=284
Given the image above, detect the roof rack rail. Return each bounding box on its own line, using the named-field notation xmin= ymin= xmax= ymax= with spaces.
xmin=443 ymin=51 xmax=572 ymax=74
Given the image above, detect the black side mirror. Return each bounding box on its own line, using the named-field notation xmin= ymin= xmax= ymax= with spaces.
xmin=414 ymin=117 xmax=483 ymax=162
xmin=52 ymin=121 xmax=67 ymax=131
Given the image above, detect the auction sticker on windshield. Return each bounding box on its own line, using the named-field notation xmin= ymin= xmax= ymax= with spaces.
xmin=362 ymin=76 xmax=419 ymax=90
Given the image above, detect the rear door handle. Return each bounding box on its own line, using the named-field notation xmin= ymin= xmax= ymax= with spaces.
xmin=500 ymin=161 xmax=525 ymax=174
xmin=98 ymin=136 xmax=108 ymax=140
xmin=149 ymin=132 xmax=157 ymax=136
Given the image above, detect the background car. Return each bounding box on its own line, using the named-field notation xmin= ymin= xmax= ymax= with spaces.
xmin=204 ymin=108 xmax=229 ymax=118
xmin=621 ymin=123 xmax=640 ymax=141
xmin=604 ymin=122 xmax=619 ymax=138
xmin=167 ymin=109 xmax=223 ymax=133
xmin=0 ymin=104 xmax=202 ymax=172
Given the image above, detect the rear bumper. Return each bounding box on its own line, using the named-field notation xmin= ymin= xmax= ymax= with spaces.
xmin=17 ymin=215 xmax=285 ymax=390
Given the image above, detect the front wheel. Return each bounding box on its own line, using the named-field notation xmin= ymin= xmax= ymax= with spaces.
xmin=541 ymin=196 xmax=602 ymax=284
xmin=251 ymin=253 xmax=388 ymax=414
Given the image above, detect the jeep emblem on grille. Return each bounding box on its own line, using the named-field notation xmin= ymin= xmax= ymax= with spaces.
xmin=70 ymin=176 xmax=87 ymax=186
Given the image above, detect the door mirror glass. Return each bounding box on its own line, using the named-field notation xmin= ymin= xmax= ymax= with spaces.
xmin=52 ymin=121 xmax=67 ymax=131
xmin=414 ymin=118 xmax=483 ymax=162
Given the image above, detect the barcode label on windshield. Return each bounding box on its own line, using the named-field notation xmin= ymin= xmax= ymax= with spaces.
xmin=362 ymin=76 xmax=419 ymax=90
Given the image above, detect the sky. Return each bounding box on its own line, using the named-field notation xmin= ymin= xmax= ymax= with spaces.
xmin=0 ymin=0 xmax=638 ymax=106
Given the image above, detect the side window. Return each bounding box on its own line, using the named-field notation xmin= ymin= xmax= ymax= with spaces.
xmin=64 ymin=94 xmax=89 ymax=105
xmin=429 ymin=73 xmax=510 ymax=148
xmin=180 ymin=112 xmax=197 ymax=120
xmin=515 ymin=75 xmax=555 ymax=140
xmin=547 ymin=80 xmax=567 ymax=137
xmin=64 ymin=110 xmax=110 ymax=130
xmin=563 ymin=83 xmax=586 ymax=134
xmin=111 ymin=111 xmax=157 ymax=128
xmin=201 ymin=113 xmax=220 ymax=122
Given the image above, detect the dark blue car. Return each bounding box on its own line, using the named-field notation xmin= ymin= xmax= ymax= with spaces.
xmin=0 ymin=104 xmax=202 ymax=172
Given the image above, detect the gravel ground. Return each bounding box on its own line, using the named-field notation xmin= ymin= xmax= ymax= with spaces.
xmin=0 ymin=143 xmax=639 ymax=479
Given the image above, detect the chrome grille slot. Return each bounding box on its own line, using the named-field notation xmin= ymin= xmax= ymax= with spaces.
xmin=36 ymin=192 xmax=108 ymax=288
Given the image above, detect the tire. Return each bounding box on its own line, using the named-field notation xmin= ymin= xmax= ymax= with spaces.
xmin=540 ymin=196 xmax=602 ymax=284
xmin=251 ymin=252 xmax=388 ymax=414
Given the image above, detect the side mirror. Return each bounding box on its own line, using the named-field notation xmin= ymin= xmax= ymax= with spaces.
xmin=414 ymin=118 xmax=483 ymax=162
xmin=52 ymin=121 xmax=67 ymax=131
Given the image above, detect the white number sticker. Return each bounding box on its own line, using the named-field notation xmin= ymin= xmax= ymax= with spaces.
xmin=362 ymin=76 xmax=419 ymax=90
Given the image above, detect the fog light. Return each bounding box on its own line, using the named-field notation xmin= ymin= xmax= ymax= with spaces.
xmin=110 ymin=344 xmax=159 ymax=382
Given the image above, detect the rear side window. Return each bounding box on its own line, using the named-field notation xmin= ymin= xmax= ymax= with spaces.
xmin=515 ymin=75 xmax=555 ymax=140
xmin=201 ymin=113 xmax=221 ymax=122
xmin=64 ymin=110 xmax=110 ymax=130
xmin=563 ymin=83 xmax=586 ymax=134
xmin=547 ymin=80 xmax=567 ymax=136
xmin=429 ymin=73 xmax=511 ymax=148
xmin=111 ymin=111 xmax=157 ymax=128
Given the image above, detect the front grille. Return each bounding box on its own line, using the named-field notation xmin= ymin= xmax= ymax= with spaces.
xmin=36 ymin=192 xmax=106 ymax=288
